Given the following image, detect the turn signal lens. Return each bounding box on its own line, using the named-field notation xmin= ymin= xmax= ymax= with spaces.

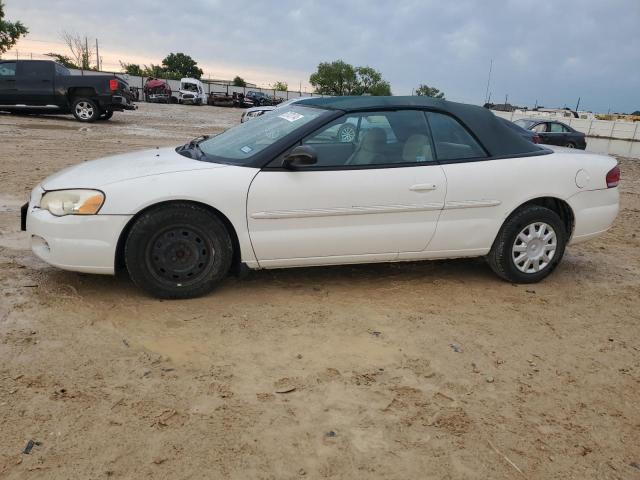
xmin=606 ymin=166 xmax=620 ymax=188
xmin=40 ymin=190 xmax=105 ymax=216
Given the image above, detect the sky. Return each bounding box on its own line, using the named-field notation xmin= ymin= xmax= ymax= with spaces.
xmin=3 ymin=0 xmax=640 ymax=113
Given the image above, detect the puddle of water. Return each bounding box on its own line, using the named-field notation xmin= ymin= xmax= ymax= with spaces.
xmin=18 ymin=123 xmax=79 ymax=131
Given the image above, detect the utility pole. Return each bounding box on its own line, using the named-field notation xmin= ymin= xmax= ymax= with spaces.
xmin=504 ymin=94 xmax=508 ymax=106
xmin=84 ymin=36 xmax=89 ymax=70
xmin=575 ymin=97 xmax=581 ymax=112
xmin=95 ymin=38 xmax=100 ymax=70
xmin=484 ymin=59 xmax=493 ymax=104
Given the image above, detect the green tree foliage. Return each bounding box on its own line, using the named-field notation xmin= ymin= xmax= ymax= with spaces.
xmin=161 ymin=53 xmax=203 ymax=80
xmin=0 ymin=1 xmax=28 ymax=55
xmin=120 ymin=62 xmax=144 ymax=76
xmin=309 ymin=60 xmax=357 ymax=96
xmin=415 ymin=84 xmax=445 ymax=99
xmin=272 ymin=81 xmax=288 ymax=91
xmin=309 ymin=60 xmax=391 ymax=96
xmin=233 ymin=76 xmax=247 ymax=87
xmin=45 ymin=52 xmax=78 ymax=69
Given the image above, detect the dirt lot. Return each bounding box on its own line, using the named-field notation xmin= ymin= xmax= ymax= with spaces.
xmin=1 ymin=104 xmax=639 ymax=479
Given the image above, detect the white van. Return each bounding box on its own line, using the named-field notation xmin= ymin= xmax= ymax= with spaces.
xmin=176 ymin=78 xmax=207 ymax=105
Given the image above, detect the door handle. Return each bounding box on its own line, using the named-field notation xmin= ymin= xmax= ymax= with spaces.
xmin=409 ymin=184 xmax=437 ymax=192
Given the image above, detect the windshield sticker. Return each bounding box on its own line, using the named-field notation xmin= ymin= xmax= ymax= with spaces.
xmin=240 ymin=145 xmax=253 ymax=154
xmin=278 ymin=111 xmax=304 ymax=122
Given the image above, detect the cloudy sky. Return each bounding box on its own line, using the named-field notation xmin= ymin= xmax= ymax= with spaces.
xmin=5 ymin=0 xmax=640 ymax=112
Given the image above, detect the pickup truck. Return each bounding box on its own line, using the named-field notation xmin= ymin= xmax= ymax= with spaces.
xmin=0 ymin=60 xmax=135 ymax=122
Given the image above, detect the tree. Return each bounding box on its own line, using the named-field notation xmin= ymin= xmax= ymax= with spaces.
xmin=61 ymin=31 xmax=94 ymax=70
xmin=415 ymin=84 xmax=445 ymax=99
xmin=309 ymin=60 xmax=391 ymax=96
xmin=272 ymin=81 xmax=288 ymax=92
xmin=120 ymin=62 xmax=144 ymax=76
xmin=0 ymin=1 xmax=28 ymax=55
xmin=309 ymin=60 xmax=357 ymax=96
xmin=45 ymin=52 xmax=78 ymax=69
xmin=233 ymin=76 xmax=247 ymax=87
xmin=632 ymin=110 xmax=640 ymax=116
xmin=161 ymin=52 xmax=203 ymax=80
xmin=354 ymin=66 xmax=391 ymax=96
xmin=143 ymin=64 xmax=166 ymax=78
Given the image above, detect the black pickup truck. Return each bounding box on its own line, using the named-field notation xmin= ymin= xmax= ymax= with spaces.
xmin=0 ymin=60 xmax=135 ymax=122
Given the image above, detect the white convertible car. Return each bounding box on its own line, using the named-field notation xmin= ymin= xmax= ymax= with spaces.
xmin=21 ymin=97 xmax=620 ymax=298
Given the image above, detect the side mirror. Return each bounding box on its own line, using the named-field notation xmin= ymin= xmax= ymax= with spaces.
xmin=282 ymin=145 xmax=318 ymax=169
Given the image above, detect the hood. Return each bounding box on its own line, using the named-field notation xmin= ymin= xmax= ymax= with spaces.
xmin=41 ymin=147 xmax=226 ymax=190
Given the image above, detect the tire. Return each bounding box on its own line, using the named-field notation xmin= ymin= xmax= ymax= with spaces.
xmin=124 ymin=203 xmax=233 ymax=299
xmin=98 ymin=110 xmax=114 ymax=121
xmin=565 ymin=142 xmax=575 ymax=148
xmin=487 ymin=205 xmax=567 ymax=284
xmin=72 ymin=97 xmax=100 ymax=122
xmin=337 ymin=123 xmax=357 ymax=143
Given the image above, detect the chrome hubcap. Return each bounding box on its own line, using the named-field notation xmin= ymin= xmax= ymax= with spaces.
xmin=512 ymin=222 xmax=557 ymax=273
xmin=75 ymin=101 xmax=94 ymax=120
xmin=339 ymin=126 xmax=356 ymax=142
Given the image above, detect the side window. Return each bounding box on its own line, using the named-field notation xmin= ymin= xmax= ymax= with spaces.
xmin=425 ymin=112 xmax=486 ymax=160
xmin=0 ymin=62 xmax=16 ymax=76
xmin=302 ymin=110 xmax=435 ymax=167
xmin=549 ymin=123 xmax=564 ymax=133
xmin=532 ymin=123 xmax=547 ymax=133
xmin=55 ymin=63 xmax=70 ymax=76
xmin=17 ymin=61 xmax=51 ymax=78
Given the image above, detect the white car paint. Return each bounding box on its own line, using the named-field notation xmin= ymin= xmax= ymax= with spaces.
xmin=175 ymin=78 xmax=207 ymax=105
xmin=241 ymin=97 xmax=309 ymax=122
xmin=25 ymin=144 xmax=618 ymax=276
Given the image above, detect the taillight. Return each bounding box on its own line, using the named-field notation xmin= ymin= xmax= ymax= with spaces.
xmin=606 ymin=165 xmax=620 ymax=188
xmin=109 ymin=79 xmax=118 ymax=91
xmin=532 ymin=134 xmax=541 ymax=144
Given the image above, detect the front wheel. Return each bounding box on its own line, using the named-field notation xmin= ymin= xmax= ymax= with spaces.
xmin=125 ymin=204 xmax=233 ymax=299
xmin=72 ymin=98 xmax=100 ymax=122
xmin=487 ymin=205 xmax=567 ymax=283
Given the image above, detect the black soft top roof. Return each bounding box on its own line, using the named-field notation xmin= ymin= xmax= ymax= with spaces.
xmin=296 ymin=96 xmax=546 ymax=158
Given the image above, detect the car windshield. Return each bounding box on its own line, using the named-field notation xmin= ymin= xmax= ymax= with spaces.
xmin=194 ymin=105 xmax=325 ymax=164
xmin=514 ymin=119 xmax=536 ymax=129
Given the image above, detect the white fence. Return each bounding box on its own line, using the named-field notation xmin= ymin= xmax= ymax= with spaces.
xmin=69 ymin=68 xmax=321 ymax=101
xmin=493 ymin=110 xmax=640 ymax=159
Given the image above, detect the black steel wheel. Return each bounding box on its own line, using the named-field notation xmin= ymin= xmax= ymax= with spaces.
xmin=125 ymin=203 xmax=233 ymax=299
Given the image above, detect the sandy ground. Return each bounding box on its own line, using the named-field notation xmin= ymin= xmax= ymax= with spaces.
xmin=0 ymin=103 xmax=639 ymax=480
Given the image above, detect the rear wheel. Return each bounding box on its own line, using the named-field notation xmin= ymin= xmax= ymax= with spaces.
xmin=565 ymin=141 xmax=576 ymax=148
xmin=72 ymin=98 xmax=100 ymax=122
xmin=487 ymin=205 xmax=567 ymax=283
xmin=125 ymin=203 xmax=233 ymax=299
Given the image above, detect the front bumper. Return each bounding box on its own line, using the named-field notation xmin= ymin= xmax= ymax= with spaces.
xmin=24 ymin=201 xmax=131 ymax=274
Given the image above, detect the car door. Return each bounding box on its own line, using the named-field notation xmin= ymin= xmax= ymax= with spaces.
xmin=545 ymin=122 xmax=568 ymax=146
xmin=414 ymin=111 xmax=504 ymax=256
xmin=16 ymin=61 xmax=56 ymax=106
xmin=246 ymin=109 xmax=447 ymax=267
xmin=0 ymin=61 xmax=18 ymax=105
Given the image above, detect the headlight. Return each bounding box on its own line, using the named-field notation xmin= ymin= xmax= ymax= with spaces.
xmin=40 ymin=189 xmax=105 ymax=216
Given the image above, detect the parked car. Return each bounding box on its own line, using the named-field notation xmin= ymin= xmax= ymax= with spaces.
xmin=175 ymin=78 xmax=207 ymax=105
xmin=22 ymin=96 xmax=619 ymax=299
xmin=241 ymin=96 xmax=307 ymax=122
xmin=0 ymin=60 xmax=135 ymax=122
xmin=498 ymin=117 xmax=541 ymax=144
xmin=242 ymin=90 xmax=272 ymax=107
xmin=143 ymin=78 xmax=172 ymax=103
xmin=514 ymin=119 xmax=587 ymax=149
